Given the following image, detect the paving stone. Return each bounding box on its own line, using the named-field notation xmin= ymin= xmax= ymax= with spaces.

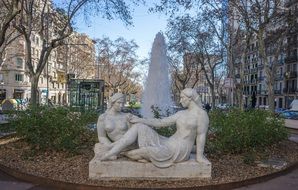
xmin=256 ymin=159 xmax=287 ymax=170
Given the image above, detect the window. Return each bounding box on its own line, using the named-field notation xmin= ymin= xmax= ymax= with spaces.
xmin=40 ymin=77 xmax=43 ymax=84
xmin=36 ymin=37 xmax=39 ymax=45
xmin=16 ymin=58 xmax=23 ymax=69
xmin=15 ymin=74 xmax=24 ymax=82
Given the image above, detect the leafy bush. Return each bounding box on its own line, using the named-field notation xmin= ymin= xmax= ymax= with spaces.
xmin=128 ymin=101 xmax=141 ymax=109
xmin=208 ymin=109 xmax=288 ymax=154
xmin=0 ymin=123 xmax=15 ymax=133
xmin=151 ymin=105 xmax=176 ymax=137
xmin=11 ymin=106 xmax=98 ymax=153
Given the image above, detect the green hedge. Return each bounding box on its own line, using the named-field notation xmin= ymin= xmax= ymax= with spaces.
xmin=208 ymin=109 xmax=288 ymax=154
xmin=10 ymin=107 xmax=98 ymax=153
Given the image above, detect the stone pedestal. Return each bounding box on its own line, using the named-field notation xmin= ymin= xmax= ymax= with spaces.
xmin=89 ymin=154 xmax=211 ymax=179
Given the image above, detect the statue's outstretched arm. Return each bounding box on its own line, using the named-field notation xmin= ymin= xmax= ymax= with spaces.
xmin=132 ymin=113 xmax=178 ymax=128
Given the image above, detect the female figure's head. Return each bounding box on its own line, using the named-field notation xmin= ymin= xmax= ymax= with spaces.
xmin=180 ymin=88 xmax=203 ymax=108
xmin=108 ymin=93 xmax=125 ymax=112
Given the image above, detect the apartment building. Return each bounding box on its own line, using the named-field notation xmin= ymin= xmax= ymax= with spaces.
xmin=231 ymin=0 xmax=298 ymax=109
xmin=284 ymin=0 xmax=298 ymax=108
xmin=0 ymin=32 xmax=96 ymax=105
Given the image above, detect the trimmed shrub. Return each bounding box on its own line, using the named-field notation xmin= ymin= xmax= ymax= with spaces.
xmin=11 ymin=106 xmax=98 ymax=153
xmin=208 ymin=109 xmax=288 ymax=154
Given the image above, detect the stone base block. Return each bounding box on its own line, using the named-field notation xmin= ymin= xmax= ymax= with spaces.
xmin=89 ymin=154 xmax=211 ymax=179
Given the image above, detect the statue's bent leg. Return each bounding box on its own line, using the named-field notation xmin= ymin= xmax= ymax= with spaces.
xmin=124 ymin=147 xmax=150 ymax=162
xmin=100 ymin=125 xmax=139 ymax=160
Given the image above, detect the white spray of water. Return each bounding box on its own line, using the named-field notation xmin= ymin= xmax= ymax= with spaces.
xmin=141 ymin=32 xmax=173 ymax=118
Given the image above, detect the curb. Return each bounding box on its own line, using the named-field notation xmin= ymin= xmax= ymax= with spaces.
xmin=0 ymin=132 xmax=16 ymax=140
xmin=0 ymin=162 xmax=298 ymax=190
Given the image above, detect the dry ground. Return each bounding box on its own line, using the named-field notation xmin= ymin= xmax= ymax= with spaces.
xmin=0 ymin=137 xmax=298 ymax=188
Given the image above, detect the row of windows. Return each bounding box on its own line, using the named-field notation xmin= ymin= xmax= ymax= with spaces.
xmin=39 ymin=77 xmax=64 ymax=89
xmin=15 ymin=74 xmax=65 ymax=89
xmin=15 ymin=57 xmax=63 ymax=72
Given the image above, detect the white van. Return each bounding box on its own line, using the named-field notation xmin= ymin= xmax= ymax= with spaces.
xmin=290 ymin=100 xmax=298 ymax=111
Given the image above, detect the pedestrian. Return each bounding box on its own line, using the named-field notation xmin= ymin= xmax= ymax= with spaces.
xmin=205 ymin=103 xmax=211 ymax=113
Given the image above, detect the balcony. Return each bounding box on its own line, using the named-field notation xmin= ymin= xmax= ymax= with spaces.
xmin=258 ymin=76 xmax=265 ymax=81
xmin=283 ymin=87 xmax=297 ymax=94
xmin=258 ymin=64 xmax=264 ymax=69
xmin=288 ymin=40 xmax=297 ymax=47
xmin=251 ymin=58 xmax=258 ymax=63
xmin=257 ymin=90 xmax=268 ymax=95
xmin=285 ymin=0 xmax=298 ymax=7
xmin=285 ymin=56 xmax=298 ymax=63
xmin=250 ymin=79 xmax=257 ymax=84
xmin=276 ymin=59 xmax=284 ymax=65
xmin=285 ymin=71 xmax=298 ymax=79
xmin=275 ymin=74 xmax=283 ymax=81
xmin=274 ymin=89 xmax=282 ymax=95
xmin=251 ymin=68 xmax=258 ymax=73
xmin=235 ymin=74 xmax=240 ymax=78
xmin=244 ymin=70 xmax=250 ymax=74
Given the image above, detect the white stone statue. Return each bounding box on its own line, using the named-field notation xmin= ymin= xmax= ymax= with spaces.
xmin=100 ymin=88 xmax=210 ymax=168
xmin=94 ymin=93 xmax=134 ymax=160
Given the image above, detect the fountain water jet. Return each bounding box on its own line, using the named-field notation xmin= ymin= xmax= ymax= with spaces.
xmin=141 ymin=32 xmax=173 ymax=118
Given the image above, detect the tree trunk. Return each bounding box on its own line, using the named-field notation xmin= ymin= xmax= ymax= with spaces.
xmin=267 ymin=73 xmax=275 ymax=113
xmin=30 ymin=76 xmax=39 ymax=107
xmin=236 ymin=87 xmax=244 ymax=110
xmin=211 ymin=85 xmax=216 ymax=109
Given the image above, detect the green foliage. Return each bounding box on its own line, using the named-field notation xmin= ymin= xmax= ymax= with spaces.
xmin=151 ymin=105 xmax=176 ymax=137
xmin=11 ymin=106 xmax=98 ymax=153
xmin=0 ymin=123 xmax=15 ymax=133
xmin=151 ymin=105 xmax=162 ymax=119
xmin=208 ymin=109 xmax=288 ymax=154
xmin=128 ymin=101 xmax=141 ymax=109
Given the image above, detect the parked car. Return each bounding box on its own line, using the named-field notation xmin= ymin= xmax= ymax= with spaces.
xmin=275 ymin=108 xmax=286 ymax=115
xmin=216 ymin=103 xmax=231 ymax=110
xmin=278 ymin=110 xmax=298 ymax=120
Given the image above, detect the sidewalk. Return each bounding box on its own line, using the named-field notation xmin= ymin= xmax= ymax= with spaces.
xmin=235 ymin=167 xmax=298 ymax=190
xmin=285 ymin=119 xmax=298 ymax=130
xmin=1 ymin=167 xmax=298 ymax=190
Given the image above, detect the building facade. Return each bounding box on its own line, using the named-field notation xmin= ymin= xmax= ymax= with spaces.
xmin=231 ymin=0 xmax=298 ymax=109
xmin=0 ymin=31 xmax=96 ymax=105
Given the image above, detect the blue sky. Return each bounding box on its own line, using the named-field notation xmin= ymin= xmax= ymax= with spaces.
xmin=73 ymin=3 xmax=168 ymax=59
